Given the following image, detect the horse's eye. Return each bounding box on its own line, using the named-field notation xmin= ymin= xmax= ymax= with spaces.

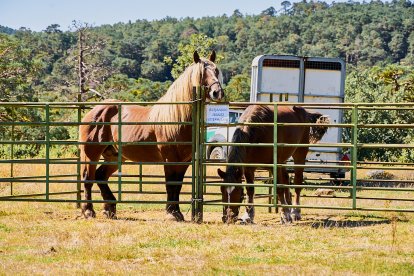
xmin=215 ymin=68 xmax=219 ymax=76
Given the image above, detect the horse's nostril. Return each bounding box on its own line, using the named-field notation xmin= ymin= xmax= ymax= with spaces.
xmin=213 ymin=90 xmax=219 ymax=98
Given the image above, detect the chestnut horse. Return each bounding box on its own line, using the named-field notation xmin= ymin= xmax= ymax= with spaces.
xmin=79 ymin=51 xmax=223 ymax=221
xmin=217 ymin=105 xmax=329 ymax=223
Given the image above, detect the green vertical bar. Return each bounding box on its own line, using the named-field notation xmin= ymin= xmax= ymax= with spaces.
xmin=45 ymin=104 xmax=50 ymax=200
xmin=351 ymin=105 xmax=358 ymax=209
xmin=139 ymin=162 xmax=143 ymax=193
xmin=10 ymin=107 xmax=15 ymax=195
xmin=191 ymin=87 xmax=197 ymax=221
xmin=117 ymin=104 xmax=122 ymax=202
xmin=198 ymin=86 xmax=205 ymax=223
xmin=76 ymin=100 xmax=82 ymax=207
xmin=273 ymin=103 xmax=278 ymax=212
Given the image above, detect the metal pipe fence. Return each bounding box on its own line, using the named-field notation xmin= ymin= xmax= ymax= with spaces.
xmin=201 ymin=102 xmax=414 ymax=214
xmin=1 ymin=97 xmax=413 ymax=222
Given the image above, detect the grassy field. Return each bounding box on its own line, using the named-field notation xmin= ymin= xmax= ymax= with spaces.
xmin=0 ymin=163 xmax=414 ymax=275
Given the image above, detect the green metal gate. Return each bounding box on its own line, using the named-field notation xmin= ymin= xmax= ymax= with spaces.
xmin=1 ymin=96 xmax=413 ymax=221
xmin=200 ymin=102 xmax=414 ymax=214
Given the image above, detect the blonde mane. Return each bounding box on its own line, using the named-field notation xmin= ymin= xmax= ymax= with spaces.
xmin=148 ymin=60 xmax=206 ymax=140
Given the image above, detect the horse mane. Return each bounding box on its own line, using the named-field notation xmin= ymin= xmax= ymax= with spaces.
xmin=226 ymin=105 xmax=273 ymax=177
xmin=307 ymin=112 xmax=330 ymax=143
xmin=148 ymin=60 xmax=206 ymax=140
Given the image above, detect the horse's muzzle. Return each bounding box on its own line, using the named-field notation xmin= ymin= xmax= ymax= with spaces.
xmin=211 ymin=89 xmax=224 ymax=102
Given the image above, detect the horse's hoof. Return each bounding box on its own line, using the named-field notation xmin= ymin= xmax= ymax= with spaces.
xmin=82 ymin=209 xmax=96 ymax=219
xmin=102 ymin=210 xmax=117 ymax=219
xmin=240 ymin=212 xmax=253 ymax=224
xmin=291 ymin=209 xmax=302 ymax=221
xmin=280 ymin=212 xmax=293 ymax=224
xmin=103 ymin=204 xmax=117 ymax=219
xmin=166 ymin=211 xmax=185 ymax=222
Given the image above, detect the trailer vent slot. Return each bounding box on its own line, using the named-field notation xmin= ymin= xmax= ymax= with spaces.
xmin=305 ymin=61 xmax=342 ymax=71
xmin=262 ymin=59 xmax=300 ymax=68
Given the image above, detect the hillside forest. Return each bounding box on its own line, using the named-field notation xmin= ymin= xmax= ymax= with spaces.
xmin=0 ymin=0 xmax=414 ymax=161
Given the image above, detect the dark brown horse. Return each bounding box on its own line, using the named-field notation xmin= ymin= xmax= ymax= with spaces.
xmin=79 ymin=51 xmax=223 ymax=221
xmin=217 ymin=105 xmax=329 ymax=224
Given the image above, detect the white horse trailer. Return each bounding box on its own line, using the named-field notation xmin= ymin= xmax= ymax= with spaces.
xmin=250 ymin=55 xmax=347 ymax=177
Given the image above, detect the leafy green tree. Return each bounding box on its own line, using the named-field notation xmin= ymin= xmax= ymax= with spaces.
xmin=344 ymin=65 xmax=414 ymax=162
xmin=165 ymin=33 xmax=222 ymax=79
xmin=225 ymin=74 xmax=250 ymax=102
xmin=0 ymin=34 xmax=43 ymax=102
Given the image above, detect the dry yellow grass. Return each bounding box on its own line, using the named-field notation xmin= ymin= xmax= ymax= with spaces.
xmin=0 ymin=162 xmax=414 ymax=275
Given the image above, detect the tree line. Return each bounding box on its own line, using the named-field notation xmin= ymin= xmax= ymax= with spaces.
xmin=0 ymin=0 xmax=413 ymax=161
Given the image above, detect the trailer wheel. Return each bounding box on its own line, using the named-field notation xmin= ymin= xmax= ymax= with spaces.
xmin=210 ymin=147 xmax=225 ymax=160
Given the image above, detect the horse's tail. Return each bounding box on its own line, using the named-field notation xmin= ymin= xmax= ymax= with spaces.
xmin=307 ymin=111 xmax=330 ymax=144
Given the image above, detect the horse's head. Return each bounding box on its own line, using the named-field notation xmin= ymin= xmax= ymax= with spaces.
xmin=217 ymin=168 xmax=244 ymax=223
xmin=193 ymin=51 xmax=224 ymax=102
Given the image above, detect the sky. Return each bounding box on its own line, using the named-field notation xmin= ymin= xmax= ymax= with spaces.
xmin=1 ymin=0 xmax=339 ymax=32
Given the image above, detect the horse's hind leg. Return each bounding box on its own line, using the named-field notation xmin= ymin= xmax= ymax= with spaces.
xmin=278 ymin=167 xmax=292 ymax=224
xmin=81 ymin=163 xmax=97 ymax=218
xmin=95 ymin=164 xmax=118 ymax=219
xmin=291 ymin=148 xmax=308 ymax=221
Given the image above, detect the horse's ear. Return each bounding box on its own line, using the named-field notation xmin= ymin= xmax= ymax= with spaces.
xmin=193 ymin=51 xmax=200 ymax=63
xmin=217 ymin=168 xmax=226 ymax=179
xmin=209 ymin=50 xmax=216 ymax=62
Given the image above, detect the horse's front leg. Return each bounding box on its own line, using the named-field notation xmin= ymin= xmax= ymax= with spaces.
xmin=278 ymin=168 xmax=292 ymax=224
xmin=164 ymin=165 xmax=188 ymax=222
xmin=292 ymin=149 xmax=307 ymax=221
xmin=292 ymin=187 xmax=302 ymax=221
xmin=240 ymin=169 xmax=255 ymax=224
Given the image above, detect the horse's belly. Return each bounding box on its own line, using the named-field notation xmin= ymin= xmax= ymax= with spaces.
xmin=120 ymin=145 xmax=163 ymax=162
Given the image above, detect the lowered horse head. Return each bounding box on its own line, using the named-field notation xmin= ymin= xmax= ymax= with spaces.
xmin=217 ymin=127 xmax=251 ymax=223
xmin=217 ymin=166 xmax=245 ymax=223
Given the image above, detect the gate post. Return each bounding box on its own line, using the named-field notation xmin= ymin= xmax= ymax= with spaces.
xmin=192 ymin=86 xmax=204 ymax=223
xmin=273 ymin=103 xmax=278 ymax=214
xmin=351 ymin=105 xmax=358 ymax=209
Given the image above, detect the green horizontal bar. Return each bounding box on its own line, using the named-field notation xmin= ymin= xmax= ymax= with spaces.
xmin=356 ymin=207 xmax=414 ymax=212
xmin=357 ymin=179 xmax=414 ymax=183
xmin=0 ymin=179 xmax=193 ymax=185
xmin=0 ymin=198 xmax=191 ymax=204
xmin=205 ymin=142 xmax=352 ymax=148
xmin=358 ymin=124 xmax=414 ymax=128
xmin=0 ymin=191 xmax=79 ymax=198
xmin=0 ymin=101 xmax=194 ymax=106
xmin=227 ymin=102 xmax=414 ymax=107
xmin=3 ymin=102 xmax=414 ymax=109
xmin=357 ymin=166 xmax=414 ymax=171
xmin=0 ymin=121 xmax=193 ymax=126
xmin=355 ymin=186 xmax=414 ymax=192
xmin=205 ymin=122 xmax=352 ymax=128
xmin=277 ymin=184 xmax=353 ymax=190
xmin=359 ymin=144 xmax=414 ymax=149
xmin=205 ymin=162 xmax=351 ymax=169
xmin=205 ymin=182 xmax=274 ymax=188
xmin=0 ymin=160 xmax=192 ymax=166
xmin=0 ymin=140 xmax=192 ymax=146
xmin=0 ymin=174 xmax=76 ymax=181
